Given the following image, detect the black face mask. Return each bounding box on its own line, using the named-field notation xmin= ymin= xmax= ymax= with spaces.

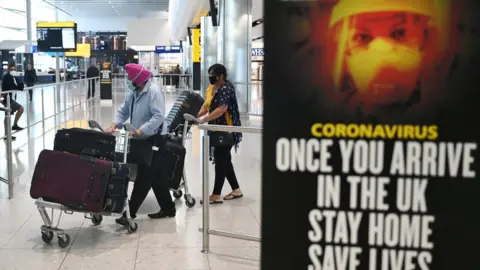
xmin=209 ymin=75 xmax=218 ymax=85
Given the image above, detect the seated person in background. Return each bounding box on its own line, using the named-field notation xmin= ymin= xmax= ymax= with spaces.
xmin=1 ymin=64 xmax=25 ymax=140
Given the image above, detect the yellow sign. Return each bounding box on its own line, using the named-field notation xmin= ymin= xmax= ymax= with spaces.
xmin=65 ymin=44 xmax=91 ymax=57
xmin=36 ymin=21 xmax=76 ymax=28
xmin=192 ymin=28 xmax=201 ymax=63
xmin=59 ymin=120 xmax=89 ymax=129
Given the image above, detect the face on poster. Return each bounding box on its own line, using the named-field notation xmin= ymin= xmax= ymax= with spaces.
xmin=262 ymin=1 xmax=480 ymax=270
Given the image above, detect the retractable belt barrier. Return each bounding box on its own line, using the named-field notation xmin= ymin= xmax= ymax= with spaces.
xmin=197 ymin=124 xmax=263 ymax=253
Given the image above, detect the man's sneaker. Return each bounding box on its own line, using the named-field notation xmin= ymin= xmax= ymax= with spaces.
xmin=115 ymin=212 xmax=136 ymax=226
xmin=12 ymin=125 xmax=24 ymax=131
xmin=147 ymin=209 xmax=176 ymax=219
xmin=115 ymin=217 xmax=128 ymax=226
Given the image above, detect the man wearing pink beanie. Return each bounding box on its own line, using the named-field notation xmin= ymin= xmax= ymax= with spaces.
xmin=106 ymin=63 xmax=176 ymax=222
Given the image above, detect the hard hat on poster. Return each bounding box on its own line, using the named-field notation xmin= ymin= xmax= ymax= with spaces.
xmin=329 ymin=0 xmax=437 ymax=27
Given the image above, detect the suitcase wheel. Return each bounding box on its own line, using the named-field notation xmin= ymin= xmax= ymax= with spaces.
xmin=92 ymin=214 xmax=103 ymax=226
xmin=126 ymin=222 xmax=138 ymax=233
xmin=172 ymin=190 xmax=183 ymax=199
xmin=58 ymin=234 xmax=71 ymax=248
xmin=185 ymin=196 xmax=196 ymax=208
xmin=41 ymin=231 xmax=54 ymax=243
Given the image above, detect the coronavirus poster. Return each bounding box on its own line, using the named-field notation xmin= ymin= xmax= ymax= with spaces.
xmin=261 ymin=0 xmax=480 ymax=269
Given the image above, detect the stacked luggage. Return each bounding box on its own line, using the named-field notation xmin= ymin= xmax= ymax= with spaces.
xmin=30 ymin=124 xmax=140 ymax=248
xmin=164 ymin=91 xmax=204 ymax=207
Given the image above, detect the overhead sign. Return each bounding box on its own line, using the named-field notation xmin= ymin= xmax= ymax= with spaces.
xmin=65 ymin=44 xmax=91 ymax=57
xmin=43 ymin=52 xmax=64 ymax=57
xmin=36 ymin=21 xmax=75 ymax=28
xmin=155 ymin=45 xmax=181 ymax=54
xmin=262 ymin=0 xmax=480 ymax=269
xmin=192 ymin=28 xmax=201 ymax=63
xmin=36 ymin=21 xmax=77 ymax=52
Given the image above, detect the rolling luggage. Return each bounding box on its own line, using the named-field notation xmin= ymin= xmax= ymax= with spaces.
xmin=54 ymin=128 xmax=116 ymax=161
xmin=162 ymin=137 xmax=187 ymax=190
xmin=103 ymin=162 xmax=130 ymax=213
xmin=30 ymin=150 xmax=112 ymax=213
xmin=166 ymin=91 xmax=204 ymax=134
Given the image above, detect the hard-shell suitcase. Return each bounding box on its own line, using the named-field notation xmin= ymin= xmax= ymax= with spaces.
xmin=166 ymin=91 xmax=204 ymax=134
xmin=30 ymin=150 xmax=112 ymax=213
xmin=162 ymin=137 xmax=186 ymax=190
xmin=103 ymin=162 xmax=130 ymax=213
xmin=54 ymin=128 xmax=116 ymax=161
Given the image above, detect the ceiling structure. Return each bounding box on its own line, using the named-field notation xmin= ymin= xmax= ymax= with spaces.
xmin=45 ymin=0 xmax=169 ymax=17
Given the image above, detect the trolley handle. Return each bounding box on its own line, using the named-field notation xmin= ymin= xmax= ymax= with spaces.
xmin=88 ymin=120 xmax=104 ymax=132
xmin=183 ymin=113 xmax=198 ymax=124
xmin=124 ymin=123 xmax=136 ymax=132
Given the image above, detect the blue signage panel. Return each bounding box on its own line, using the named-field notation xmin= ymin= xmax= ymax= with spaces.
xmin=44 ymin=52 xmax=64 ymax=57
xmin=252 ymin=48 xmax=264 ymax=57
xmin=155 ymin=46 xmax=181 ymax=54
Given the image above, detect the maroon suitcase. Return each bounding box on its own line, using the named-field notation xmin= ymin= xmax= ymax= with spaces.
xmin=30 ymin=150 xmax=112 ymax=213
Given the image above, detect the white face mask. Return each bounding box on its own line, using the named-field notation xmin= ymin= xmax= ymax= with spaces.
xmin=346 ymin=38 xmax=423 ymax=105
xmin=125 ymin=67 xmax=144 ymax=91
xmin=125 ymin=80 xmax=137 ymax=91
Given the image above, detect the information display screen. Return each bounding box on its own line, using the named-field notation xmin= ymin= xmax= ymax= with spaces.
xmin=36 ymin=22 xmax=77 ymax=52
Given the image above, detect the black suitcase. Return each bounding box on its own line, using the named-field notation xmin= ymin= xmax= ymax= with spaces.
xmin=166 ymin=91 xmax=204 ymax=134
xmin=103 ymin=162 xmax=130 ymax=213
xmin=115 ymin=137 xmax=154 ymax=166
xmin=162 ymin=137 xmax=186 ymax=190
xmin=54 ymin=128 xmax=116 ymax=161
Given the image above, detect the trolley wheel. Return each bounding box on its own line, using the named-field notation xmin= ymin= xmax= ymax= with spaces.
xmin=58 ymin=234 xmax=71 ymax=248
xmin=41 ymin=231 xmax=54 ymax=244
xmin=126 ymin=222 xmax=138 ymax=233
xmin=173 ymin=190 xmax=183 ymax=199
xmin=185 ymin=195 xmax=196 ymax=208
xmin=91 ymin=214 xmax=103 ymax=225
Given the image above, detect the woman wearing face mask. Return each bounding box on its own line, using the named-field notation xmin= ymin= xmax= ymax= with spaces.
xmin=105 ymin=63 xmax=175 ymax=223
xmin=196 ymin=63 xmax=243 ymax=204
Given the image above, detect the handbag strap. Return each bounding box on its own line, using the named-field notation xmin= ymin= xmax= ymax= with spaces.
xmin=130 ymin=95 xmax=135 ymax=122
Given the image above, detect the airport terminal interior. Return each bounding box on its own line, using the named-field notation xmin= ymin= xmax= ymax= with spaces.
xmin=0 ymin=0 xmax=263 ymax=269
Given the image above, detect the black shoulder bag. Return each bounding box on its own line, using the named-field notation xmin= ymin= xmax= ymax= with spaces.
xmin=209 ymin=110 xmax=235 ymax=148
xmin=210 ymin=131 xmax=235 ymax=147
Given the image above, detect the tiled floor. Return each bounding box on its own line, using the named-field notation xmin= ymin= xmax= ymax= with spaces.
xmin=0 ymin=83 xmax=262 ymax=269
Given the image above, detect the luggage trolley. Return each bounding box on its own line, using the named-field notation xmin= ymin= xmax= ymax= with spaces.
xmin=170 ymin=119 xmax=196 ymax=208
xmin=34 ymin=122 xmax=139 ymax=248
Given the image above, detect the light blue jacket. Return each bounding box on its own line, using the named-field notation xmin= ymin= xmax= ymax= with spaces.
xmin=114 ymin=82 xmax=167 ymax=139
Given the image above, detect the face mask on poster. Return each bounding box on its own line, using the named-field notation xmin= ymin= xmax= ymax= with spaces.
xmin=346 ymin=38 xmax=423 ymax=103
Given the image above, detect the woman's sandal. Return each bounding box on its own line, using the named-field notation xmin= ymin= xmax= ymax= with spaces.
xmin=200 ymin=196 xmax=224 ymax=204
xmin=224 ymin=193 xmax=244 ymax=200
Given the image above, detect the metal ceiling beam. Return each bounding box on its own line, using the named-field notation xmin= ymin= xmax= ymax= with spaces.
xmin=0 ymin=7 xmax=26 ymax=15
xmin=0 ymin=26 xmax=27 ymax=32
xmin=41 ymin=0 xmax=73 ymax=16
